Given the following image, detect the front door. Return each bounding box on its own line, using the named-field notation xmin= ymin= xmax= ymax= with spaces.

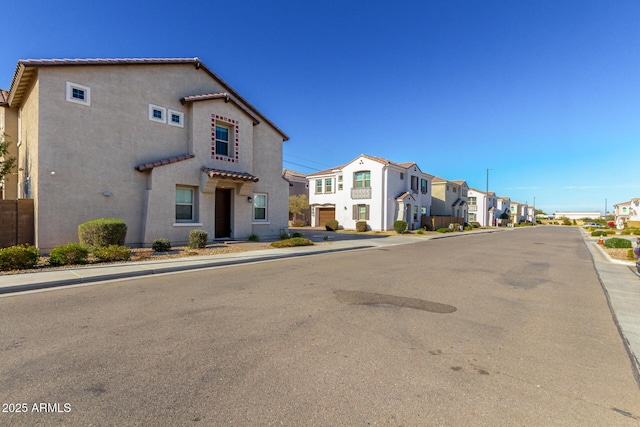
xmin=215 ymin=189 xmax=231 ymax=238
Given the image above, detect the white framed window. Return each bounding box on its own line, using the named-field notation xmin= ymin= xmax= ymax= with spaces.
xmin=215 ymin=125 xmax=231 ymax=157
xmin=315 ymin=179 xmax=323 ymax=194
xmin=168 ymin=109 xmax=184 ymax=128
xmin=352 ymin=204 xmax=370 ymax=220
xmin=325 ymin=178 xmax=332 ymax=193
xmin=66 ymin=81 xmax=91 ymax=106
xmin=253 ymin=193 xmax=268 ymax=222
xmin=149 ymin=104 xmax=166 ymax=123
xmin=175 ymin=186 xmax=197 ymax=223
xmin=337 ymin=175 xmax=343 ymax=191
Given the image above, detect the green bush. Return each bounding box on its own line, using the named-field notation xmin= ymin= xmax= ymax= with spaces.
xmin=436 ymin=227 xmax=452 ymax=233
xmin=604 ymin=238 xmax=632 ymax=249
xmin=270 ymin=237 xmax=314 ymax=248
xmin=356 ymin=221 xmax=367 ymax=232
xmin=248 ymin=234 xmax=260 ymax=242
xmin=325 ymin=219 xmax=339 ymax=231
xmin=152 ymin=238 xmax=171 ymax=252
xmin=292 ymin=220 xmax=307 ymax=227
xmin=416 ymin=229 xmax=424 ymax=235
xmin=591 ymin=230 xmax=607 ymax=237
xmin=93 ymin=245 xmax=131 ymax=262
xmin=291 ymin=232 xmax=303 ymax=238
xmin=49 ymin=243 xmax=90 ymax=266
xmin=78 ymin=218 xmax=127 ymax=247
xmin=0 ymin=244 xmax=40 ymax=271
xmin=280 ymin=231 xmax=291 ymax=240
xmin=627 ymin=249 xmax=636 ymax=260
xmin=394 ymin=220 xmax=407 ymax=233
xmin=188 ymin=230 xmax=208 ymax=249
xmin=621 ymin=229 xmax=631 ymax=235
xmin=470 ymin=222 xmax=481 ymax=228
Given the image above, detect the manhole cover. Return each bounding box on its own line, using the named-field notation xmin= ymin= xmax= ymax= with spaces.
xmin=334 ymin=290 xmax=456 ymax=313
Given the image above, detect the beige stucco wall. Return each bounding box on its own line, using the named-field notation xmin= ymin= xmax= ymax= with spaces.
xmin=16 ymin=63 xmax=287 ymax=250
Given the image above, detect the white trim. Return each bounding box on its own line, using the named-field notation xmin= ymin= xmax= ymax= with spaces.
xmin=172 ymin=223 xmax=203 ymax=227
xmin=168 ymin=109 xmax=184 ymax=128
xmin=252 ymin=222 xmax=271 ymax=225
xmin=66 ymin=81 xmax=91 ymax=106
xmin=149 ymin=104 xmax=166 ymax=123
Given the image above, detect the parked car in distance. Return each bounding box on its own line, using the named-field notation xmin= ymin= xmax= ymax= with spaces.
xmin=583 ymin=222 xmax=604 ymax=228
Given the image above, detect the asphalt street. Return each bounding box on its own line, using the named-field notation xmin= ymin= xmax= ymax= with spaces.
xmin=1 ymin=227 xmax=639 ymax=426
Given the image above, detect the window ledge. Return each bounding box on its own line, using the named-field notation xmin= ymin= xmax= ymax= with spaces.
xmin=172 ymin=222 xmax=203 ymax=227
xmin=252 ymin=222 xmax=270 ymax=225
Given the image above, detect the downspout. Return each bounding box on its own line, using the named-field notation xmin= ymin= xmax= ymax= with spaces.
xmin=382 ymin=165 xmax=387 ymax=231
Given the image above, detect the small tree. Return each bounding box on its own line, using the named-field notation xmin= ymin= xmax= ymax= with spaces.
xmin=289 ymin=194 xmax=309 ymax=222
xmin=0 ymin=133 xmax=16 ymax=184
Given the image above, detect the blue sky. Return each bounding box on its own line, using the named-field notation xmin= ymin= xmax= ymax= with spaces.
xmin=3 ymin=0 xmax=639 ymax=214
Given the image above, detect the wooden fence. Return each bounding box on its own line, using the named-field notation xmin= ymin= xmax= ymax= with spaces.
xmin=421 ymin=215 xmax=465 ymax=230
xmin=0 ymin=199 xmax=34 ymax=248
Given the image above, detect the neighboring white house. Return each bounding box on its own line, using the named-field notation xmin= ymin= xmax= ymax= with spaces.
xmin=307 ymin=154 xmax=433 ymax=231
xmin=467 ymin=188 xmax=497 ymax=227
xmin=509 ymin=202 xmax=530 ymax=224
xmin=553 ymin=211 xmax=601 ymax=221
xmin=496 ymin=197 xmax=511 ymax=225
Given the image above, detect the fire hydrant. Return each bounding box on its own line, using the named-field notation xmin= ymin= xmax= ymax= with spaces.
xmin=598 ymin=235 xmax=604 ymax=245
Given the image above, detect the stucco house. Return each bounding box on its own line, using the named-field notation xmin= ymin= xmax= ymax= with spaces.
xmin=431 ymin=178 xmax=468 ymax=221
xmin=467 ymin=188 xmax=497 ymax=227
xmin=307 ymin=154 xmax=433 ymax=231
xmin=0 ymin=57 xmax=290 ymax=251
xmin=614 ymin=198 xmax=640 ymax=226
xmin=283 ymin=169 xmax=310 ymax=224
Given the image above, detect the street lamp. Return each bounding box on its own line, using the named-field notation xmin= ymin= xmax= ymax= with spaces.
xmin=486 ymin=168 xmax=492 ymax=227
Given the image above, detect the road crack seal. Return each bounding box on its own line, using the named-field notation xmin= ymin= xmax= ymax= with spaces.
xmin=334 ymin=290 xmax=456 ymax=313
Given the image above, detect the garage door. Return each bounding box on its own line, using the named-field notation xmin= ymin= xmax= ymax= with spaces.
xmin=318 ymin=208 xmax=335 ymax=226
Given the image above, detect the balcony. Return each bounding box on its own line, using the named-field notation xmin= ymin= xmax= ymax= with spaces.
xmin=468 ymin=205 xmax=477 ymax=212
xmin=351 ymin=187 xmax=372 ymax=199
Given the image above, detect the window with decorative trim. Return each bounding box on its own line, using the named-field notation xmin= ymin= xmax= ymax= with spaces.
xmin=215 ymin=125 xmax=230 ymax=156
xmin=325 ymin=178 xmax=333 ymax=193
xmin=354 ymin=171 xmax=371 ymax=188
xmin=353 ymin=204 xmax=370 ymax=220
xmin=66 ymin=82 xmax=91 ymax=106
xmin=253 ymin=193 xmax=268 ymax=221
xmin=315 ymin=179 xmax=323 ymax=194
xmin=211 ymin=114 xmax=239 ymax=162
xmin=149 ymin=104 xmax=166 ymax=123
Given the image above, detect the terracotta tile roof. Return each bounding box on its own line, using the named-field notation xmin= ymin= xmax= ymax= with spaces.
xmin=135 ymin=153 xmax=195 ymax=172
xmin=306 ymin=165 xmax=346 ymax=177
xmin=180 ymin=92 xmax=260 ymax=124
xmin=396 ymin=191 xmax=415 ymax=201
xmin=201 ymin=167 xmax=259 ymax=182
xmin=5 ymin=57 xmax=289 ymax=140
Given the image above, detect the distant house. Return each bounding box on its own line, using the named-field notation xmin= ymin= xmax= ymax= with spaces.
xmin=431 ymin=178 xmax=468 ymax=221
xmin=467 ymin=188 xmax=497 ymax=226
xmin=283 ymin=169 xmax=310 ymax=225
xmin=553 ymin=211 xmax=601 ymax=221
xmin=307 ymin=154 xmax=433 ymax=231
xmin=0 ymin=57 xmax=290 ymax=250
xmin=614 ymin=198 xmax=640 ymax=226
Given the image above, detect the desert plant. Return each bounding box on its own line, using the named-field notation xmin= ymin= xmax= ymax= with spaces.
xmin=248 ymin=234 xmax=260 ymax=242
xmin=627 ymin=249 xmax=636 ymax=260
xmin=394 ymin=220 xmax=408 ymax=233
xmin=591 ymin=230 xmax=607 ymax=237
xmin=93 ymin=245 xmax=131 ymax=262
xmin=604 ymin=238 xmax=632 ymax=249
xmin=152 ymin=238 xmax=171 ymax=252
xmin=79 ymin=218 xmax=127 ymax=247
xmin=270 ymin=237 xmax=314 ymax=248
xmin=49 ymin=243 xmax=90 ymax=266
xmin=325 ymin=219 xmax=339 ymax=231
xmin=0 ymin=244 xmax=40 ymax=271
xmin=356 ymin=221 xmax=367 ymax=232
xmin=436 ymin=227 xmax=452 ymax=233
xmin=188 ymin=230 xmax=208 ymax=249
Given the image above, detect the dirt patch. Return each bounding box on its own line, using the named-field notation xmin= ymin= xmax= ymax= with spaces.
xmin=602 ymin=247 xmax=635 ymax=262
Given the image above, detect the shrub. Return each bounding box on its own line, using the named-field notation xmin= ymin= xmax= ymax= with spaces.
xmin=325 ymin=219 xmax=339 ymax=231
xmin=416 ymin=229 xmax=424 ymax=235
xmin=248 ymin=234 xmax=260 ymax=242
xmin=292 ymin=220 xmax=307 ymax=227
xmin=356 ymin=221 xmax=367 ymax=232
xmin=470 ymin=222 xmax=481 ymax=228
xmin=93 ymin=245 xmax=131 ymax=262
xmin=79 ymin=218 xmax=127 ymax=247
xmin=608 ymin=221 xmax=616 ymax=227
xmin=188 ymin=230 xmax=208 ymax=249
xmin=270 ymin=237 xmax=314 ymax=248
xmin=152 ymin=238 xmax=171 ymax=252
xmin=621 ymin=229 xmax=631 ymax=235
xmin=280 ymin=231 xmax=291 ymax=240
xmin=394 ymin=220 xmax=408 ymax=233
xmin=0 ymin=244 xmax=40 ymax=271
xmin=49 ymin=243 xmax=90 ymax=266
xmin=604 ymin=238 xmax=632 ymax=249
xmin=591 ymin=230 xmax=607 ymax=237
xmin=436 ymin=227 xmax=452 ymax=233
xmin=627 ymin=249 xmax=636 ymax=260
xmin=291 ymin=232 xmax=303 ymax=238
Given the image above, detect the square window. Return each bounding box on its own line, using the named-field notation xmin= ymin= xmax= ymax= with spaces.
xmin=354 ymin=171 xmax=371 ymax=188
xmin=168 ymin=109 xmax=184 ymax=128
xmin=66 ymin=81 xmax=91 ymax=106
xmin=149 ymin=104 xmax=166 ymax=123
xmin=176 ymin=187 xmax=196 ymax=222
xmin=254 ymin=194 xmax=267 ymax=221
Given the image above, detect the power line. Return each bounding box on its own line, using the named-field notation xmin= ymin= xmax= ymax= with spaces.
xmin=283 ymin=160 xmax=321 ymax=172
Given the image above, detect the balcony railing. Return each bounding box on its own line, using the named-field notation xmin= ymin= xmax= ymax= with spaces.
xmin=468 ymin=205 xmax=477 ymax=212
xmin=351 ymin=187 xmax=372 ymax=199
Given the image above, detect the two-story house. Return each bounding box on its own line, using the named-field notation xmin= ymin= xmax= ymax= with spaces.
xmin=614 ymin=198 xmax=640 ymax=227
xmin=431 ymin=178 xmax=468 ymax=221
xmin=467 ymin=188 xmax=497 ymax=227
xmin=496 ymin=196 xmax=511 ymax=226
xmin=283 ymin=169 xmax=310 ymax=225
xmin=0 ymin=57 xmax=290 ymax=251
xmin=307 ymin=154 xmax=433 ymax=231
